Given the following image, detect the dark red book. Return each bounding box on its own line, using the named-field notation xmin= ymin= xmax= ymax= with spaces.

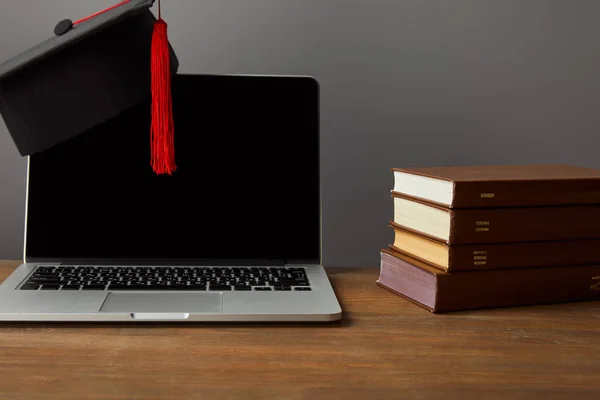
xmin=377 ymin=248 xmax=600 ymax=313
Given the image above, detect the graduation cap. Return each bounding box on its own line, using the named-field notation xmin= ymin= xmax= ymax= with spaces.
xmin=0 ymin=0 xmax=178 ymax=174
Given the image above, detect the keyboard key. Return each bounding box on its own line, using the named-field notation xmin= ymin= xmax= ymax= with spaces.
xmin=274 ymin=280 xmax=299 ymax=286
xmin=40 ymin=284 xmax=60 ymax=290
xmin=20 ymin=283 xmax=40 ymax=290
xmin=294 ymin=287 xmax=312 ymax=291
xmin=29 ymin=279 xmax=62 ymax=285
xmin=32 ymin=274 xmax=58 ymax=279
xmin=185 ymin=285 xmax=207 ymax=291
xmin=30 ymin=275 xmax=59 ymax=280
xmin=274 ymin=287 xmax=292 ymax=291
xmin=209 ymin=285 xmax=232 ymax=291
xmin=109 ymin=284 xmax=144 ymax=290
xmin=234 ymin=286 xmax=252 ymax=291
xmin=83 ymin=284 xmax=106 ymax=290
xmin=62 ymin=285 xmax=81 ymax=290
xmin=254 ymin=287 xmax=272 ymax=291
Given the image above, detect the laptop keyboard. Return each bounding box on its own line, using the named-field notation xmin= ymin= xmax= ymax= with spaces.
xmin=19 ymin=266 xmax=312 ymax=291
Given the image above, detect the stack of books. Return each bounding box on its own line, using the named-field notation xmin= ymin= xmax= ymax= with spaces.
xmin=377 ymin=164 xmax=600 ymax=313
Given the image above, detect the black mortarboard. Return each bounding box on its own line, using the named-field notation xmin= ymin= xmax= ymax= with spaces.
xmin=0 ymin=0 xmax=179 ymax=174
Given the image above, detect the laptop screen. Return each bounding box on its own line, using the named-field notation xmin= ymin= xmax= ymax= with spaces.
xmin=25 ymin=74 xmax=320 ymax=263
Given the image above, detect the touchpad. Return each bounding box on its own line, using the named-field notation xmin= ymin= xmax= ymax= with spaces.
xmin=100 ymin=293 xmax=222 ymax=313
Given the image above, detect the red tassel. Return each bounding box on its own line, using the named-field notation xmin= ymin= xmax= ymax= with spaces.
xmin=150 ymin=1 xmax=176 ymax=175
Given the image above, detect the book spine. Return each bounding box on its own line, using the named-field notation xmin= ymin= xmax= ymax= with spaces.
xmin=447 ymin=239 xmax=600 ymax=271
xmin=452 ymin=180 xmax=600 ymax=208
xmin=448 ymin=205 xmax=600 ymax=244
xmin=435 ymin=265 xmax=600 ymax=312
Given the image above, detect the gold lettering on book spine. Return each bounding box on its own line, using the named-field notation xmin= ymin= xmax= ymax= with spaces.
xmin=591 ymin=276 xmax=600 ymax=292
xmin=473 ymin=250 xmax=488 ymax=265
xmin=476 ymin=221 xmax=490 ymax=232
xmin=481 ymin=193 xmax=495 ymax=198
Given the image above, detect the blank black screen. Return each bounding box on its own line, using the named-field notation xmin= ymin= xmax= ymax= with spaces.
xmin=26 ymin=74 xmax=320 ymax=263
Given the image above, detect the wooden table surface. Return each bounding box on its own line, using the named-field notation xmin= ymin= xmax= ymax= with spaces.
xmin=1 ymin=261 xmax=599 ymax=399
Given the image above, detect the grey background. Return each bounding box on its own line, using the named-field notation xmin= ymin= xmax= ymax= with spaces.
xmin=1 ymin=0 xmax=600 ymax=266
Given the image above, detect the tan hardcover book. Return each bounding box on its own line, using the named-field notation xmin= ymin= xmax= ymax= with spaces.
xmin=392 ymin=192 xmax=600 ymax=245
xmin=377 ymin=248 xmax=600 ymax=313
xmin=389 ymin=222 xmax=600 ymax=271
xmin=392 ymin=164 xmax=600 ymax=208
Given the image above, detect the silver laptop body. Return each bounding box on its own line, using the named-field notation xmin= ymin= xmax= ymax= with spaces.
xmin=0 ymin=74 xmax=342 ymax=322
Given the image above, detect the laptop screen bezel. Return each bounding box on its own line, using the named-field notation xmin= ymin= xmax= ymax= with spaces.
xmin=22 ymin=74 xmax=322 ymax=266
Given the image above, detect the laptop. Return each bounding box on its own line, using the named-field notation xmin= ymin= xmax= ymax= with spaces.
xmin=0 ymin=74 xmax=342 ymax=322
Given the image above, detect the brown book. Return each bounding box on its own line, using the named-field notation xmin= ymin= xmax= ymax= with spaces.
xmin=389 ymin=222 xmax=600 ymax=271
xmin=393 ymin=192 xmax=600 ymax=244
xmin=392 ymin=164 xmax=600 ymax=209
xmin=377 ymin=248 xmax=600 ymax=313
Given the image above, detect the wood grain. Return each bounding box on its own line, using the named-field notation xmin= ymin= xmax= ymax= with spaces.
xmin=1 ymin=260 xmax=599 ymax=400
